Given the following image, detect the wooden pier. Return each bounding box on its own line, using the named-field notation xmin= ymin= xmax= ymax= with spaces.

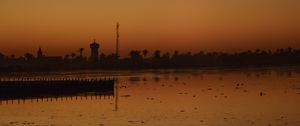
xmin=0 ymin=78 xmax=115 ymax=101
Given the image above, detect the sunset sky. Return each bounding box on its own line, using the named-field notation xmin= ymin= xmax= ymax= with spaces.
xmin=0 ymin=0 xmax=300 ymax=57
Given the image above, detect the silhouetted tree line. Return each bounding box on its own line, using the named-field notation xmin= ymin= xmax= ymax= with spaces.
xmin=0 ymin=47 xmax=300 ymax=72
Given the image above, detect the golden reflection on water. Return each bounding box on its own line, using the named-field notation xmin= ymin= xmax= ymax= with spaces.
xmin=0 ymin=68 xmax=300 ymax=126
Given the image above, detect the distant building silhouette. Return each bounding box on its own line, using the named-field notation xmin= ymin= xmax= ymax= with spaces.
xmin=90 ymin=39 xmax=100 ymax=62
xmin=36 ymin=48 xmax=62 ymax=62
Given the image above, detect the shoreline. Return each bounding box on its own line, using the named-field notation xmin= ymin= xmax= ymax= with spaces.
xmin=1 ymin=64 xmax=300 ymax=74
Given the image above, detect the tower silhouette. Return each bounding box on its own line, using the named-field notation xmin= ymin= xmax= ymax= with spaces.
xmin=90 ymin=39 xmax=100 ymax=62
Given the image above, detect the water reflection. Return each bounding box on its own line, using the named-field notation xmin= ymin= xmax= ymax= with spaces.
xmin=0 ymin=68 xmax=300 ymax=126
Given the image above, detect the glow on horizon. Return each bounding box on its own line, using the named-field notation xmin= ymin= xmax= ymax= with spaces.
xmin=0 ymin=0 xmax=300 ymax=57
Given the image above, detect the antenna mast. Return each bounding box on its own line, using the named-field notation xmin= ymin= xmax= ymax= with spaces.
xmin=116 ymin=22 xmax=120 ymax=58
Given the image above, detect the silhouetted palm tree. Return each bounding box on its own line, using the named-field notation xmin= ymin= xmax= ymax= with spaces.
xmin=172 ymin=50 xmax=179 ymax=59
xmin=64 ymin=54 xmax=70 ymax=60
xmin=10 ymin=54 xmax=15 ymax=60
xmin=162 ymin=52 xmax=170 ymax=60
xmin=78 ymin=48 xmax=84 ymax=58
xmin=129 ymin=50 xmax=142 ymax=60
xmin=153 ymin=50 xmax=161 ymax=60
xmin=142 ymin=49 xmax=148 ymax=58
xmin=0 ymin=53 xmax=5 ymax=60
xmin=24 ymin=53 xmax=35 ymax=60
xmin=71 ymin=53 xmax=76 ymax=59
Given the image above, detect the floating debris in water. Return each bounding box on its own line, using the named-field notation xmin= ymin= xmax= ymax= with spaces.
xmin=178 ymin=92 xmax=188 ymax=95
xmin=260 ymin=92 xmax=266 ymax=96
xmin=235 ymin=83 xmax=245 ymax=90
xmin=146 ymin=97 xmax=155 ymax=100
xmin=174 ymin=77 xmax=179 ymax=81
xmin=128 ymin=120 xmax=140 ymax=124
xmin=9 ymin=121 xmax=19 ymax=125
xmin=121 ymin=95 xmax=131 ymax=97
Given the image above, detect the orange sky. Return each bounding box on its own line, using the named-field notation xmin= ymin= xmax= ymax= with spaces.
xmin=0 ymin=0 xmax=300 ymax=57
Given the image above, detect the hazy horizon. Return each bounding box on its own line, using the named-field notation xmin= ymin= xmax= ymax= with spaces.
xmin=1 ymin=0 xmax=300 ymax=57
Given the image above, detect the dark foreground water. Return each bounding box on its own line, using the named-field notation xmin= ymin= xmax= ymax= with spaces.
xmin=0 ymin=67 xmax=300 ymax=126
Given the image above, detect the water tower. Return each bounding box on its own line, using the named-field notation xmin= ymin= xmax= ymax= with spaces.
xmin=90 ymin=39 xmax=100 ymax=62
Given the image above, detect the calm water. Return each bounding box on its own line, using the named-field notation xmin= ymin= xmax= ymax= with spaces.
xmin=0 ymin=68 xmax=300 ymax=126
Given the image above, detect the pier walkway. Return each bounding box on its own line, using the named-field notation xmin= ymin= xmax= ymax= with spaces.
xmin=0 ymin=78 xmax=115 ymax=100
